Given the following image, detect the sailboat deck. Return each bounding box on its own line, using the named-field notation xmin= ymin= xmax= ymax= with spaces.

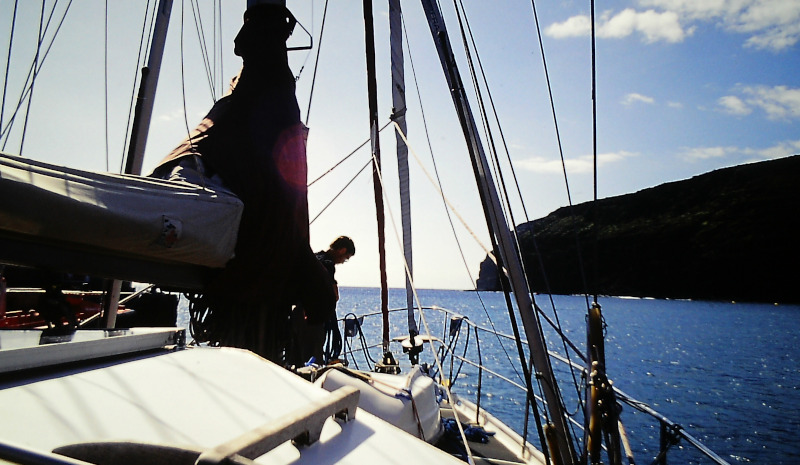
xmin=0 ymin=341 xmax=464 ymax=465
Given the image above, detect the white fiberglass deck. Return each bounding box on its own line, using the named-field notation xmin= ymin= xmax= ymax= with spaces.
xmin=0 ymin=345 xmax=463 ymax=464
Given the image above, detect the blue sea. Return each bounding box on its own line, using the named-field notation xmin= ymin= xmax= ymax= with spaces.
xmin=179 ymin=287 xmax=800 ymax=464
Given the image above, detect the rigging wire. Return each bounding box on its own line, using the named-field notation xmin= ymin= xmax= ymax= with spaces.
xmin=104 ymin=0 xmax=109 ymax=171
xmin=425 ymin=3 xmax=561 ymax=454
xmin=518 ymin=0 xmax=590 ymax=419
xmin=451 ymin=0 xmax=553 ymax=406
xmin=309 ymin=116 xmax=531 ymax=390
xmin=308 ymin=121 xmax=388 ymax=187
xmin=143 ymin=2 xmax=156 ymax=59
xmin=297 ymin=0 xmax=332 ymax=123
xmin=299 ymin=0 xmax=329 ymax=121
xmin=188 ymin=0 xmax=217 ymax=100
xmin=399 ymin=10 xmax=526 ymax=388
xmin=393 ymin=122 xmax=527 ymax=386
xmin=216 ymin=1 xmax=224 ymax=97
xmin=174 ymin=0 xmax=209 ymax=191
xmin=397 ymin=113 xmax=588 ymax=384
xmin=309 ymin=157 xmax=372 ymax=225
xmin=179 ymin=0 xmax=195 ymax=147
xmin=452 ymin=1 xmax=513 ymax=234
xmin=118 ymin=0 xmax=155 ymax=173
xmin=406 ymin=8 xmax=576 ymax=454
xmin=367 ymin=139 xmax=477 ymax=465
xmin=455 ymin=0 xmax=593 ymax=441
xmin=441 ymin=4 xmax=597 ymax=397
xmin=298 ymin=2 xmax=564 ymax=450
xmin=302 ymin=1 xmax=579 ymax=454
xmin=449 ymin=0 xmax=587 ymax=456
xmin=400 ymin=10 xmax=480 ymax=287
xmin=456 ymin=0 xmax=544 ymax=285
xmin=2 ymin=0 xmax=73 ymax=152
xmin=213 ymin=1 xmax=218 ymax=95
xmin=1 ymin=0 xmax=19 ymax=146
xmin=120 ymin=0 xmax=219 ymax=174
xmin=394 ymin=123 xmax=491 ymax=258
xmin=591 ymin=0 xmax=599 ymax=305
xmin=17 ymin=0 xmax=47 ymax=155
xmin=520 ymin=0 xmax=594 ymax=311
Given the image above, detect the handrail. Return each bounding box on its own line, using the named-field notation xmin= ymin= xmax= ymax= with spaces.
xmin=614 ymin=388 xmax=731 ymax=465
xmin=339 ymin=305 xmax=731 ymax=465
xmin=195 ymin=386 xmax=360 ymax=465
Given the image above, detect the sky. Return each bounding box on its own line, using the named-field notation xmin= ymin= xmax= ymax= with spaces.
xmin=1 ymin=0 xmax=798 ymax=291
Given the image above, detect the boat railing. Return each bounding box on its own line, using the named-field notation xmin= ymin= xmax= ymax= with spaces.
xmin=337 ymin=305 xmax=730 ymax=465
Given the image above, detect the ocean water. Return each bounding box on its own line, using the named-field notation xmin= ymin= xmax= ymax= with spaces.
xmin=179 ymin=288 xmax=800 ymax=464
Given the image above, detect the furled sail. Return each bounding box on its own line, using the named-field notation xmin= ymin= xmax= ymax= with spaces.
xmin=0 ymin=151 xmax=243 ymax=287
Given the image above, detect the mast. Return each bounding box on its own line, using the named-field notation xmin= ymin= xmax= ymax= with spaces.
xmin=104 ymin=0 xmax=173 ymax=328
xmin=389 ymin=0 xmax=418 ymax=338
xmin=419 ymin=1 xmax=577 ymax=463
xmin=362 ymin=0 xmax=390 ymax=353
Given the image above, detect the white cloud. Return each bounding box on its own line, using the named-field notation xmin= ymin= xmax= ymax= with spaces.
xmin=518 ymin=151 xmax=637 ymax=174
xmin=545 ymin=15 xmax=591 ymax=39
xmin=750 ymin=139 xmax=800 ymax=158
xmin=743 ymin=24 xmax=800 ymax=51
xmin=719 ymin=85 xmax=800 ymax=120
xmin=546 ymin=9 xmax=688 ymax=43
xmin=639 ymin=0 xmax=738 ymax=22
xmin=667 ymin=101 xmax=683 ymax=108
xmin=548 ymin=0 xmax=800 ymax=51
xmin=622 ymin=93 xmax=656 ymax=106
xmin=718 ymin=95 xmax=751 ymax=115
xmin=743 ymin=85 xmax=800 ymax=119
xmin=681 ymin=139 xmax=800 ymax=162
xmin=517 ymin=156 xmax=568 ymax=174
xmin=642 ymin=0 xmax=800 ymax=50
xmin=681 ymin=146 xmax=735 ymax=161
xmin=604 ymin=9 xmax=688 ymax=42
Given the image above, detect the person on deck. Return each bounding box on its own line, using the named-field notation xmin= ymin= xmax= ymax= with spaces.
xmin=149 ymin=1 xmax=334 ymax=364
xmin=289 ymin=236 xmax=355 ymax=366
xmin=315 ymin=236 xmax=355 ymax=301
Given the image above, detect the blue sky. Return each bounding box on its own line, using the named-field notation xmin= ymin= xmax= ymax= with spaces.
xmin=1 ymin=1 xmax=798 ymax=290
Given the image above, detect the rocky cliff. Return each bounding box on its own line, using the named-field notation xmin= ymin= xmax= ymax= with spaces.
xmin=476 ymin=155 xmax=800 ymax=304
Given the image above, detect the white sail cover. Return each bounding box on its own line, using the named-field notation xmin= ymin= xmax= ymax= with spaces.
xmin=0 ymin=152 xmax=242 ymax=269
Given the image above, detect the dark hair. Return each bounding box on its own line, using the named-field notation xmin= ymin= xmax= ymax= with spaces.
xmin=330 ymin=236 xmax=355 ymax=256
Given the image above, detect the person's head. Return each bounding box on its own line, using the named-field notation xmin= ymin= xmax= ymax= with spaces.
xmin=328 ymin=236 xmax=355 ymax=264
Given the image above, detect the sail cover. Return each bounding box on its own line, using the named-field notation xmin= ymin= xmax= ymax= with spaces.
xmin=0 ymin=152 xmax=242 ymax=271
